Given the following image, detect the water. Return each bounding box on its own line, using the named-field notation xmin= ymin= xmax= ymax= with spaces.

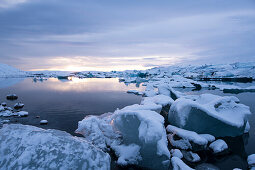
xmin=1 ymin=78 xmax=255 ymax=169
xmin=0 ymin=77 xmax=143 ymax=135
xmin=176 ymin=87 xmax=255 ymax=170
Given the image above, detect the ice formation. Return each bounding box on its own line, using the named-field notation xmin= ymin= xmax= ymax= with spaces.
xmin=76 ymin=109 xmax=170 ymax=169
xmin=0 ymin=124 xmax=111 ymax=170
xmin=209 ymin=139 xmax=228 ymax=154
xmin=168 ymin=93 xmax=251 ymax=137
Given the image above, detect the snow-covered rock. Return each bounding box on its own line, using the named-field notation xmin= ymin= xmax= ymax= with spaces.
xmin=168 ymin=93 xmax=251 ymax=137
xmin=0 ymin=124 xmax=110 ymax=170
xmin=209 ymin=139 xmax=228 ymax=154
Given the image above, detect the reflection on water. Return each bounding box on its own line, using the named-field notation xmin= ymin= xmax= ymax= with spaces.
xmin=0 ymin=78 xmax=144 ymax=135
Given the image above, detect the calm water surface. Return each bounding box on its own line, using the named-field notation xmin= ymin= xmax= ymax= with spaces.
xmin=1 ymin=78 xmax=254 ymax=170
xmin=0 ymin=78 xmax=143 ymax=135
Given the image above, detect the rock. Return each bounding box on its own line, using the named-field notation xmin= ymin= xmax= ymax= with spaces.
xmin=14 ymin=102 xmax=24 ymax=109
xmin=1 ymin=102 xmax=7 ymax=107
xmin=6 ymin=94 xmax=18 ymax=100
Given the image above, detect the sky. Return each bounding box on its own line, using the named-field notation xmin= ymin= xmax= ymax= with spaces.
xmin=0 ymin=0 xmax=255 ymax=71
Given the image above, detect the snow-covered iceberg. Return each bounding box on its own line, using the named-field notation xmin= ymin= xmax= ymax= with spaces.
xmin=0 ymin=124 xmax=110 ymax=170
xmin=168 ymin=93 xmax=251 ymax=137
xmin=76 ymin=109 xmax=170 ymax=169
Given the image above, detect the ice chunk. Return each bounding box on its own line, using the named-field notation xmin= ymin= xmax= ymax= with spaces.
xmin=199 ymin=134 xmax=215 ymax=143
xmin=121 ymin=103 xmax=162 ymax=114
xmin=144 ymin=84 xmax=157 ymax=97
xmin=158 ymin=84 xmax=184 ymax=100
xmin=112 ymin=144 xmax=142 ymax=165
xmin=166 ymin=125 xmax=208 ymax=146
xmin=245 ymin=121 xmax=250 ymax=133
xmin=17 ymin=111 xmax=28 ymax=117
xmin=171 ymin=157 xmax=194 ymax=170
xmin=0 ymin=124 xmax=110 ymax=170
xmin=248 ymin=154 xmax=255 ymax=167
xmin=113 ymin=109 xmax=170 ymax=169
xmin=209 ymin=139 xmax=228 ymax=153
xmin=40 ymin=120 xmax=48 ymax=124
xmin=170 ymin=149 xmax=183 ymax=159
xmin=127 ymin=90 xmax=143 ymax=95
xmin=77 ymin=109 xmax=170 ymax=169
xmin=168 ymin=93 xmax=251 ymax=137
xmin=6 ymin=94 xmax=18 ymax=100
xmin=141 ymin=94 xmax=174 ymax=107
xmin=182 ymin=151 xmax=201 ymax=162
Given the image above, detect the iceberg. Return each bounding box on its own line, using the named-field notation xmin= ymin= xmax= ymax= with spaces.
xmin=0 ymin=124 xmax=110 ymax=170
xmin=168 ymin=93 xmax=251 ymax=137
xmin=76 ymin=109 xmax=170 ymax=169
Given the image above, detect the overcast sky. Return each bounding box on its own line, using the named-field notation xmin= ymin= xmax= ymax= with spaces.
xmin=0 ymin=0 xmax=255 ymax=71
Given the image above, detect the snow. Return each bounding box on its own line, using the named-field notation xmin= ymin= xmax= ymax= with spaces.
xmin=168 ymin=93 xmax=251 ymax=137
xmin=0 ymin=63 xmax=27 ymax=78
xmin=0 ymin=124 xmax=111 ymax=170
xmin=76 ymin=109 xmax=170 ymax=169
xmin=182 ymin=151 xmax=201 ymax=163
xmin=40 ymin=120 xmax=48 ymax=124
xmin=171 ymin=157 xmax=194 ymax=170
xmin=141 ymin=94 xmax=174 ymax=107
xmin=127 ymin=90 xmax=143 ymax=95
xmin=245 ymin=121 xmax=250 ymax=133
xmin=166 ymin=125 xmax=208 ymax=146
xmin=112 ymin=144 xmax=142 ymax=165
xmin=209 ymin=139 xmax=228 ymax=153
xmin=121 ymin=103 xmax=162 ymax=114
xmin=170 ymin=149 xmax=183 ymax=159
xmin=248 ymin=154 xmax=255 ymax=167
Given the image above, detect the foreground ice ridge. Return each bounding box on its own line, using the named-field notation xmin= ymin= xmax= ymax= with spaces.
xmin=0 ymin=124 xmax=110 ymax=170
xmin=76 ymin=109 xmax=170 ymax=169
xmin=168 ymin=93 xmax=251 ymax=137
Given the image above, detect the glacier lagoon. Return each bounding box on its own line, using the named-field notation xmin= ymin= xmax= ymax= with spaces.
xmin=0 ymin=78 xmax=143 ymax=135
xmin=0 ymin=77 xmax=255 ymax=169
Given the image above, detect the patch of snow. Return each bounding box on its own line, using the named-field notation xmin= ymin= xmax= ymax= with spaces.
xmin=0 ymin=124 xmax=110 ymax=170
xmin=209 ymin=139 xmax=228 ymax=153
xmin=168 ymin=93 xmax=251 ymax=137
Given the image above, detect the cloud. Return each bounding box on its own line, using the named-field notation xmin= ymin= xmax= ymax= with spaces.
xmin=0 ymin=0 xmax=29 ymax=8
xmin=0 ymin=0 xmax=255 ymax=70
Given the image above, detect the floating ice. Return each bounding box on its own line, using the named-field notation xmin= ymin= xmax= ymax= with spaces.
xmin=168 ymin=93 xmax=251 ymax=137
xmin=141 ymin=94 xmax=174 ymax=107
xmin=121 ymin=103 xmax=162 ymax=114
xmin=0 ymin=124 xmax=110 ymax=170
xmin=171 ymin=157 xmax=194 ymax=170
xmin=40 ymin=120 xmax=48 ymax=124
xmin=182 ymin=151 xmax=201 ymax=163
xmin=14 ymin=102 xmax=24 ymax=109
xmin=170 ymin=149 xmax=183 ymax=159
xmin=76 ymin=109 xmax=170 ymax=169
xmin=209 ymin=139 xmax=228 ymax=154
xmin=127 ymin=90 xmax=143 ymax=95
xmin=112 ymin=144 xmax=142 ymax=165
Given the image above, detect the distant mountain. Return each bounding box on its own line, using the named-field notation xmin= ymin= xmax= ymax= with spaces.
xmin=0 ymin=63 xmax=27 ymax=77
